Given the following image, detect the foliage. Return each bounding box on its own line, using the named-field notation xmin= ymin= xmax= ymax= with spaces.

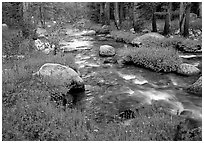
xmin=2 ymin=29 xmax=24 ymax=56
xmin=2 ymin=2 xmax=23 ymax=28
xmin=118 ymin=46 xmax=182 ymax=72
xmin=161 ymin=36 xmax=202 ymax=53
xmin=190 ymin=18 xmax=202 ymax=30
xmin=110 ymin=30 xmax=141 ymax=44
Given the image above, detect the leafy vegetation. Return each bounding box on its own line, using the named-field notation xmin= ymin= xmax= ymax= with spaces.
xmin=118 ymin=45 xmax=182 ymax=72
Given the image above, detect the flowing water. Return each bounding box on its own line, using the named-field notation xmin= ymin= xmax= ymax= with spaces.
xmin=60 ymin=28 xmax=202 ymax=126
xmin=4 ymin=27 xmax=201 ymax=127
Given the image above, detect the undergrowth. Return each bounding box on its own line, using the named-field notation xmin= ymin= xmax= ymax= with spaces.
xmin=118 ymin=46 xmax=182 ymax=72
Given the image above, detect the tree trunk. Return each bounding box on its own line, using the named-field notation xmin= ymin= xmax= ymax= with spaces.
xmin=39 ymin=4 xmax=45 ymax=28
xmin=163 ymin=2 xmax=172 ymax=35
xmin=119 ymin=2 xmax=124 ymax=23
xmin=22 ymin=2 xmax=30 ymax=22
xmin=183 ymin=3 xmax=191 ymax=37
xmin=198 ymin=2 xmax=202 ymax=18
xmin=21 ymin=2 xmax=32 ymax=38
xmin=179 ymin=2 xmax=185 ymax=34
xmin=133 ymin=3 xmax=141 ymax=32
xmin=129 ymin=2 xmax=134 ymax=21
xmin=99 ymin=2 xmax=105 ymax=24
xmin=104 ymin=2 xmax=110 ymax=25
xmin=152 ymin=8 xmax=157 ymax=32
xmin=114 ymin=2 xmax=120 ymax=29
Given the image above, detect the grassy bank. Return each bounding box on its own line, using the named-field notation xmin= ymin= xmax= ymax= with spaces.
xmin=2 ymin=51 xmax=201 ymax=140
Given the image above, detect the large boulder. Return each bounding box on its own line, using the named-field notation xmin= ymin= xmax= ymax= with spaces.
xmin=177 ymin=63 xmax=201 ymax=76
xmin=187 ymin=76 xmax=202 ymax=96
xmin=99 ymin=45 xmax=116 ymax=57
xmin=33 ymin=63 xmax=85 ymax=93
xmin=131 ymin=32 xmax=165 ymax=46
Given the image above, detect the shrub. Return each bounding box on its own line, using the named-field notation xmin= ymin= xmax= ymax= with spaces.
xmin=118 ymin=46 xmax=182 ymax=72
xmin=18 ymin=39 xmax=36 ymax=54
xmin=110 ymin=31 xmax=141 ymax=44
xmin=161 ymin=36 xmax=202 ymax=53
xmin=2 ymin=29 xmax=24 ymax=55
xmin=190 ymin=18 xmax=202 ymax=30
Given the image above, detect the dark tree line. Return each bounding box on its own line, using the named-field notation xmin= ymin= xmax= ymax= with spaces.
xmin=87 ymin=2 xmax=201 ymax=37
xmin=2 ymin=2 xmax=202 ymax=38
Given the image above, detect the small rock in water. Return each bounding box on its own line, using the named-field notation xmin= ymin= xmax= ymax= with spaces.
xmin=118 ymin=72 xmax=136 ymax=80
xmin=133 ymin=77 xmax=148 ymax=85
xmin=180 ymin=109 xmax=193 ymax=116
xmin=85 ymin=63 xmax=100 ymax=68
xmin=124 ymin=89 xmax=135 ymax=95
xmin=79 ymin=64 xmax=85 ymax=69
xmin=75 ymin=60 xmax=87 ymax=64
xmin=192 ymin=62 xmax=200 ymax=67
xmin=81 ymin=56 xmax=91 ymax=60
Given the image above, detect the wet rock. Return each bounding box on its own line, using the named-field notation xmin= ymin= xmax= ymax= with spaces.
xmin=102 ymin=25 xmax=109 ymax=29
xmin=130 ymin=28 xmax=135 ymax=33
xmin=105 ymin=34 xmax=113 ymax=38
xmin=85 ymin=63 xmax=100 ymax=68
xmin=179 ymin=109 xmax=193 ymax=117
xmin=81 ymin=30 xmax=96 ymax=36
xmin=133 ymin=78 xmax=148 ymax=85
xmin=99 ymin=45 xmax=116 ymax=57
xmin=131 ymin=32 xmax=165 ymax=46
xmin=98 ymin=37 xmax=107 ymax=41
xmin=142 ymin=29 xmax=151 ymax=33
xmin=119 ymin=73 xmax=136 ymax=80
xmin=60 ymin=46 xmax=77 ymax=52
xmin=177 ymin=63 xmax=200 ymax=76
xmin=103 ymin=57 xmax=116 ymax=64
xmin=117 ymin=54 xmax=133 ymax=66
xmin=33 ymin=63 xmax=85 ymax=93
xmin=187 ymin=76 xmax=202 ymax=96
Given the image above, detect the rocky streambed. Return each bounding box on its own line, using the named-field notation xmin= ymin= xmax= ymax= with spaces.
xmin=55 ymin=28 xmax=202 ymax=127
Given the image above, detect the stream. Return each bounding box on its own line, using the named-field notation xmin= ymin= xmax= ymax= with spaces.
xmin=60 ymin=28 xmax=202 ymax=126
